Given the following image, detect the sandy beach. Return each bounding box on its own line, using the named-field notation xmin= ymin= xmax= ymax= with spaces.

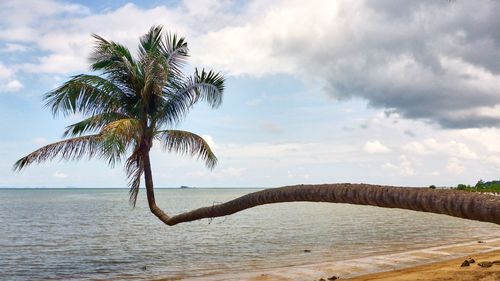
xmin=347 ymin=249 xmax=500 ymax=281
xmin=176 ymin=237 xmax=500 ymax=281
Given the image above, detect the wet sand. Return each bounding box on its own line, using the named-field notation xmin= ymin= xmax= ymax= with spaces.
xmin=175 ymin=237 xmax=500 ymax=281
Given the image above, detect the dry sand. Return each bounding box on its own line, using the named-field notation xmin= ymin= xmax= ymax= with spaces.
xmin=347 ymin=249 xmax=500 ymax=281
xmin=175 ymin=237 xmax=500 ymax=281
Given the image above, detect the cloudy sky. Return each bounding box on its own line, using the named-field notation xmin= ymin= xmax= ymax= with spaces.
xmin=1 ymin=0 xmax=500 ymax=188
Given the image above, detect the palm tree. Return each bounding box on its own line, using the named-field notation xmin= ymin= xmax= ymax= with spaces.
xmin=15 ymin=26 xmax=500 ymax=227
xmin=14 ymin=26 xmax=224 ymax=221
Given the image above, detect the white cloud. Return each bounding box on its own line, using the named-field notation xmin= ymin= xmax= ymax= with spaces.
xmin=458 ymin=128 xmax=500 ymax=153
xmin=0 ymin=63 xmax=13 ymax=79
xmin=445 ymin=158 xmax=465 ymax=175
xmin=23 ymin=54 xmax=88 ymax=74
xmin=4 ymin=79 xmax=23 ymax=91
xmin=0 ymin=0 xmax=499 ymax=128
xmin=399 ymin=155 xmax=415 ymax=176
xmin=246 ymin=98 xmax=262 ymax=106
xmin=194 ymin=0 xmax=500 ymax=128
xmin=219 ymin=167 xmax=245 ymax=177
xmin=218 ymin=142 xmax=304 ymax=159
xmin=286 ymin=170 xmax=310 ymax=180
xmin=0 ymin=1 xmax=89 ymax=39
xmin=382 ymin=162 xmax=397 ymax=170
xmin=32 ymin=137 xmax=47 ymax=145
xmin=261 ymin=122 xmax=283 ymax=134
xmin=424 ymin=138 xmax=477 ymax=159
xmin=486 ymin=156 xmax=500 ymax=169
xmin=201 ymin=134 xmax=216 ymax=149
xmin=363 ymin=140 xmax=391 ymax=154
xmin=1 ymin=43 xmax=27 ymax=52
xmin=2 ymin=0 xmax=498 ymax=128
xmin=0 ymin=2 xmax=187 ymax=75
xmin=53 ymin=171 xmax=68 ymax=178
xmin=402 ymin=138 xmax=477 ymax=159
xmin=0 ymin=63 xmax=22 ymax=92
xmin=181 ymin=0 xmax=228 ymax=18
xmin=186 ymin=167 xmax=245 ymax=179
xmin=431 ymin=171 xmax=440 ymax=176
xmin=381 ymin=156 xmax=414 ymax=176
xmin=401 ymin=141 xmax=429 ymax=155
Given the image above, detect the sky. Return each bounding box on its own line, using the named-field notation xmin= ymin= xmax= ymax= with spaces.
xmin=1 ymin=0 xmax=500 ymax=188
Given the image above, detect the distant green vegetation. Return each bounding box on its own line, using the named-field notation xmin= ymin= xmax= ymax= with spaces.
xmin=454 ymin=180 xmax=500 ymax=193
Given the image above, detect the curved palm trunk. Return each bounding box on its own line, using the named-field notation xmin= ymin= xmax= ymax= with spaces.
xmin=142 ymin=151 xmax=171 ymax=223
xmin=142 ymin=178 xmax=500 ymax=226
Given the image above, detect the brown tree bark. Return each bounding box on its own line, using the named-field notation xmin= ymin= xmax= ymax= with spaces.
xmin=142 ymin=181 xmax=500 ymax=226
xmin=142 ymin=151 xmax=171 ymax=223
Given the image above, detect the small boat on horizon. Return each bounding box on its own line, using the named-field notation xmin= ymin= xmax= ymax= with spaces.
xmin=179 ymin=185 xmax=191 ymax=189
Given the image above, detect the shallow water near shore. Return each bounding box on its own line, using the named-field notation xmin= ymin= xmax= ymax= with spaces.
xmin=1 ymin=188 xmax=499 ymax=280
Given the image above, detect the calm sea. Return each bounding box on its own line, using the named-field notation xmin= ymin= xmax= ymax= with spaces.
xmin=1 ymin=188 xmax=499 ymax=280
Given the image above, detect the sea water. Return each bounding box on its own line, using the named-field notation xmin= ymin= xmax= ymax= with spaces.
xmin=1 ymin=188 xmax=499 ymax=280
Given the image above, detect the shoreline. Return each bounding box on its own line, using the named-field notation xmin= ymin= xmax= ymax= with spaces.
xmin=170 ymin=237 xmax=500 ymax=281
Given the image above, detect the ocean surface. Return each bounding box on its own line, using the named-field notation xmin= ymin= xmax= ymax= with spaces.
xmin=1 ymin=188 xmax=499 ymax=280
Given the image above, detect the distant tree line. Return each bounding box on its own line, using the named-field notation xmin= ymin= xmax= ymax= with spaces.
xmin=454 ymin=180 xmax=500 ymax=193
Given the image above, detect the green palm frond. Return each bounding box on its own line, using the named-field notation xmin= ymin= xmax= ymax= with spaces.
xmin=138 ymin=26 xmax=176 ymax=115
xmin=44 ymin=74 xmax=126 ymax=117
xmin=139 ymin=25 xmax=188 ymax=77
xmin=140 ymin=50 xmax=169 ymax=111
xmin=99 ymin=137 xmax=128 ymax=167
xmin=90 ymin=34 xmax=136 ymax=72
xmin=13 ymin=135 xmax=103 ymax=171
xmin=125 ymin=150 xmax=143 ymax=207
xmin=156 ymin=130 xmax=217 ymax=169
xmin=99 ymin=118 xmax=140 ymax=166
xmin=192 ymin=68 xmax=225 ymax=108
xmin=89 ymin=34 xmax=140 ymax=96
xmin=101 ymin=118 xmax=140 ymax=144
xmin=63 ymin=112 xmax=130 ymax=137
xmin=161 ymin=32 xmax=188 ymax=77
xmin=138 ymin=25 xmax=164 ymax=59
xmin=157 ymin=68 xmax=225 ymax=126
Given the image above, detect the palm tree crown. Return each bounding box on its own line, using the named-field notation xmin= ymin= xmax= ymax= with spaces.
xmin=14 ymin=26 xmax=225 ymax=207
